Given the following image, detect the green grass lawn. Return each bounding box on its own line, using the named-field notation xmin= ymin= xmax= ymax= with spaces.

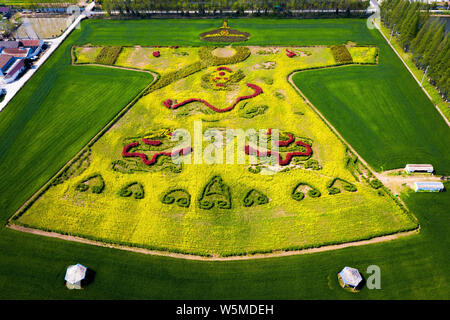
xmin=0 ymin=18 xmax=448 ymax=299
xmin=292 ymin=34 xmax=450 ymax=174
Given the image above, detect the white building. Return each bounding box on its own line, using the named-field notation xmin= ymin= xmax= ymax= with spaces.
xmin=405 ymin=164 xmax=434 ymax=173
xmin=413 ymin=181 xmax=445 ymax=192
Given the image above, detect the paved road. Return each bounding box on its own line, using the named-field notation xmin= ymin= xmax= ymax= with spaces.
xmin=0 ymin=1 xmax=95 ymax=113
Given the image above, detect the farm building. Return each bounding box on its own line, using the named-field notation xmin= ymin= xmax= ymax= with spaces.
xmin=2 ymin=48 xmax=30 ymax=59
xmin=405 ymin=164 xmax=434 ymax=173
xmin=338 ymin=266 xmax=363 ymax=291
xmin=64 ymin=264 xmax=87 ymax=290
xmin=0 ymin=54 xmax=15 ymax=76
xmin=413 ymin=182 xmax=444 ymax=192
xmin=0 ymin=41 xmax=19 ymax=51
xmin=20 ymin=39 xmax=44 ymax=59
xmin=2 ymin=59 xmax=25 ymax=84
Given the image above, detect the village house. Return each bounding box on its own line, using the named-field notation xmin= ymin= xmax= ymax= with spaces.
xmin=2 ymin=59 xmax=25 ymax=83
xmin=0 ymin=54 xmax=15 ymax=76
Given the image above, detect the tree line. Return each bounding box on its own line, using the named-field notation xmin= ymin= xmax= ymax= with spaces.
xmin=380 ymin=0 xmax=449 ymax=102
xmin=99 ymin=0 xmax=370 ymax=16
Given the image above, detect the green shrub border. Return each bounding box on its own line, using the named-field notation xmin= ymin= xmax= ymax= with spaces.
xmin=327 ymin=177 xmax=357 ymax=195
xmin=161 ymin=188 xmax=191 ymax=208
xmin=75 ymin=173 xmax=105 ymax=194
xmin=118 ymin=182 xmax=145 ymax=199
xmin=242 ymin=189 xmax=269 ymax=207
xmin=291 ymin=182 xmax=321 ymax=201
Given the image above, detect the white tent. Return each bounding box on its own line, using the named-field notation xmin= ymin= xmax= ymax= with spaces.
xmin=65 ymin=264 xmax=87 ymax=289
xmin=338 ymin=266 xmax=363 ymax=291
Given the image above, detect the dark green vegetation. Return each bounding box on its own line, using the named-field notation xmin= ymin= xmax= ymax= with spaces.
xmin=292 ymin=28 xmax=450 ymax=173
xmin=0 ymin=18 xmax=448 ymax=299
xmin=95 ymin=46 xmax=123 ymax=65
xmin=381 ymin=0 xmax=449 ymax=101
xmin=330 ymin=45 xmax=353 ymax=63
xmin=101 ymin=0 xmax=369 ymax=17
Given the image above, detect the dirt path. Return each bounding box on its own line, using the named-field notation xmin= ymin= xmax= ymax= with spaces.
xmin=6 ymin=224 xmax=418 ymax=261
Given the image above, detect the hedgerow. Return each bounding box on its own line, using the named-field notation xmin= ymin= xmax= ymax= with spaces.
xmin=198 ymin=175 xmax=232 ymax=210
xmin=161 ymin=189 xmax=191 ymax=208
xmin=330 ymin=45 xmax=353 ymax=64
xmin=118 ymin=182 xmax=145 ymax=199
xmin=291 ymin=182 xmax=321 ymax=201
xmin=238 ymin=103 xmax=268 ymax=119
xmin=242 ymin=189 xmax=269 ymax=207
xmin=327 ymin=177 xmax=357 ymax=195
xmin=304 ymin=158 xmax=320 ymax=170
xmin=76 ymin=174 xmax=105 ymax=194
xmin=95 ymin=46 xmax=122 ymax=65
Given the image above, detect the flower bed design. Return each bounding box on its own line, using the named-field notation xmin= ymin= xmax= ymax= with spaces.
xmin=201 ymin=67 xmax=245 ymax=91
xmin=161 ymin=189 xmax=191 ymax=208
xmin=199 ymin=20 xmax=250 ymax=42
xmin=286 ymin=49 xmax=297 ymax=58
xmin=327 ymin=178 xmax=357 ymax=195
xmin=242 ymin=189 xmax=269 ymax=207
xmin=163 ymin=83 xmax=262 ymax=113
xmin=238 ymin=103 xmax=268 ymax=119
xmin=118 ymin=182 xmax=145 ymax=199
xmin=198 ymin=175 xmax=232 ymax=210
xmin=291 ymin=182 xmax=321 ymax=201
xmin=152 ymin=51 xmax=160 ymax=57
xmin=75 ymin=174 xmax=105 ymax=194
xmin=244 ymin=130 xmax=312 ymax=166
xmin=112 ymin=129 xmax=186 ymax=174
xmin=122 ymin=138 xmax=192 ymax=166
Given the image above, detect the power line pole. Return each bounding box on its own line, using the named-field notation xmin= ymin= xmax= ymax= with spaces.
xmin=421 ymin=65 xmax=429 ymax=85
xmin=390 ymin=24 xmax=396 ymax=41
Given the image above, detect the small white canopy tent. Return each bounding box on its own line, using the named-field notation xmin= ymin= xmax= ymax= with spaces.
xmin=338 ymin=266 xmax=363 ymax=291
xmin=65 ymin=264 xmax=87 ymax=289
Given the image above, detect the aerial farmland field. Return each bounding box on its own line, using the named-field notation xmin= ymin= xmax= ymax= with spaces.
xmin=0 ymin=16 xmax=448 ymax=304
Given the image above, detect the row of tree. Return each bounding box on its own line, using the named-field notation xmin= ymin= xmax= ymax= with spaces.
xmin=99 ymin=0 xmax=370 ymax=16
xmin=380 ymin=0 xmax=449 ymax=102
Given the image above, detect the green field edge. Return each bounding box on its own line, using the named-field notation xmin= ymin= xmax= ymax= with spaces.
xmin=377 ymin=21 xmax=450 ymax=123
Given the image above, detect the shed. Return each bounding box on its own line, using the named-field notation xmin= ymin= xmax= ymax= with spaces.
xmin=0 ymin=41 xmax=19 ymax=51
xmin=413 ymin=181 xmax=444 ymax=192
xmin=405 ymin=164 xmax=434 ymax=173
xmin=3 ymin=59 xmax=25 ymax=83
xmin=64 ymin=264 xmax=87 ymax=290
xmin=0 ymin=54 xmax=15 ymax=76
xmin=2 ymin=48 xmax=30 ymax=59
xmin=338 ymin=266 xmax=363 ymax=291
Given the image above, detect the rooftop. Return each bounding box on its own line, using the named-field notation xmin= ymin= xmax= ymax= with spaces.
xmin=20 ymin=39 xmax=43 ymax=47
xmin=4 ymin=59 xmax=24 ymax=79
xmin=0 ymin=54 xmax=14 ymax=69
xmin=0 ymin=41 xmax=19 ymax=49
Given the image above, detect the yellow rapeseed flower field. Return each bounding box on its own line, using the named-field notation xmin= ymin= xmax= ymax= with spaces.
xmin=16 ymin=45 xmax=415 ymax=257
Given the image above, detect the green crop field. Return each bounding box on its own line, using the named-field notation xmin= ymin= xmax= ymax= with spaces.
xmin=0 ymin=18 xmax=448 ymax=299
xmin=292 ymin=35 xmax=450 ymax=174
